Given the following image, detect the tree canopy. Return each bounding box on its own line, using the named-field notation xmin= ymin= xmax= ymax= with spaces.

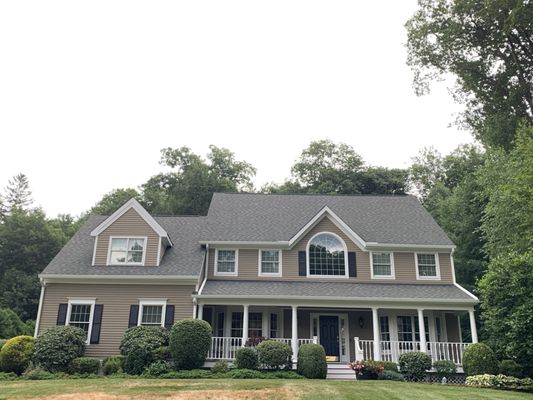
xmin=406 ymin=0 xmax=533 ymax=150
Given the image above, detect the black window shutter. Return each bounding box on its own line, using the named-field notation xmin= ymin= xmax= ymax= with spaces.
xmin=57 ymin=303 xmax=68 ymax=325
xmin=90 ymin=304 xmax=103 ymax=344
xmin=348 ymin=252 xmax=357 ymax=277
xmin=128 ymin=305 xmax=139 ymax=328
xmin=164 ymin=305 xmax=175 ymax=330
xmin=298 ymin=251 xmax=307 ymax=276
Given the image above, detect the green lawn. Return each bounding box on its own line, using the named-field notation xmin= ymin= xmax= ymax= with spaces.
xmin=1 ymin=378 xmax=530 ymax=400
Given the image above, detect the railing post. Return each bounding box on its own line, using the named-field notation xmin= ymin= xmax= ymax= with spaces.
xmin=354 ymin=337 xmax=364 ymax=361
xmin=312 ymin=335 xmax=318 ymax=344
xmin=372 ymin=308 xmax=380 ymax=361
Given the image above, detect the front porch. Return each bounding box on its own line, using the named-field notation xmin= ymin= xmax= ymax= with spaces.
xmin=198 ymin=303 xmax=477 ymax=366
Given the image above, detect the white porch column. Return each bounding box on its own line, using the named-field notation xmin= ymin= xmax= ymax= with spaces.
xmin=291 ymin=305 xmax=298 ymax=361
xmin=372 ymin=307 xmax=380 ymax=361
xmin=242 ymin=304 xmax=249 ymax=346
xmin=417 ymin=309 xmax=427 ymax=353
xmin=469 ymin=309 xmax=478 ymax=343
xmin=197 ymin=303 xmax=204 ymax=320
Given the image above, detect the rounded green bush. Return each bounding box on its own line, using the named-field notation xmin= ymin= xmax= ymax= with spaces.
xmin=169 ymin=319 xmax=212 ymax=370
xmin=256 ymin=340 xmax=293 ymax=370
xmin=34 ymin=326 xmax=86 ymax=372
xmin=235 ymin=347 xmax=259 ymax=370
xmin=211 ymin=360 xmax=230 ymax=374
xmin=297 ymin=343 xmax=327 ymax=379
xmin=119 ymin=326 xmax=169 ymax=357
xmin=0 ymin=335 xmax=35 ymax=375
xmin=102 ymin=355 xmax=125 ymax=375
xmin=433 ymin=359 xmax=456 ymax=378
xmin=398 ymin=352 xmax=432 ymax=381
xmin=462 ymin=343 xmax=498 ymax=376
xmin=499 ymin=359 xmax=523 ymax=378
xmin=380 ymin=361 xmax=398 ymax=372
xmin=143 ymin=360 xmax=174 ymax=377
xmin=69 ymin=357 xmax=100 ymax=375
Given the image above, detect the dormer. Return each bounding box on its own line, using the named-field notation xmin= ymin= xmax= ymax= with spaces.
xmin=90 ymin=199 xmax=172 ymax=267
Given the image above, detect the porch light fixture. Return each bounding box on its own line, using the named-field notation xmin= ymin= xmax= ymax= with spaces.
xmin=358 ymin=317 xmax=365 ymax=328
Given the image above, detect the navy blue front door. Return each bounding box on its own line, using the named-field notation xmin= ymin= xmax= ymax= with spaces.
xmin=319 ymin=316 xmax=339 ymax=358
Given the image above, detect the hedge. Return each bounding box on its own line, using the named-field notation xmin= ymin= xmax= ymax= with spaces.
xmin=169 ymin=319 xmax=211 ymax=370
xmin=0 ymin=335 xmax=35 ymax=375
xmin=462 ymin=343 xmax=498 ymax=376
xmin=34 ymin=326 xmax=86 ymax=372
xmin=256 ymin=340 xmax=292 ymax=370
xmin=119 ymin=326 xmax=169 ymax=375
xmin=69 ymin=357 xmax=100 ymax=375
xmin=398 ymin=352 xmax=432 ymax=381
xmin=499 ymin=360 xmax=523 ymax=378
xmin=102 ymin=356 xmax=125 ymax=375
xmin=297 ymin=344 xmax=326 ymax=379
xmin=235 ymin=347 xmax=259 ymax=370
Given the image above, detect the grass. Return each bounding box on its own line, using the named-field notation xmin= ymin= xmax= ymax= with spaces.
xmin=1 ymin=378 xmax=531 ymax=400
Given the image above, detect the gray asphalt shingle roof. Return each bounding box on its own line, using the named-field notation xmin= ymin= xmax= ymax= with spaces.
xmin=41 ymin=214 xmax=207 ymax=277
xmin=200 ymin=280 xmax=476 ymax=302
xmin=203 ymin=193 xmax=454 ymax=246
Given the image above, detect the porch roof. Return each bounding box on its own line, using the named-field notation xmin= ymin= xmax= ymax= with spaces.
xmin=198 ymin=280 xmax=477 ymax=304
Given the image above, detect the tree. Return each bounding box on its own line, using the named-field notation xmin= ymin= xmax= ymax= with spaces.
xmin=406 ymin=0 xmax=533 ymax=150
xmin=142 ymin=146 xmax=256 ymax=215
xmin=89 ymin=188 xmax=141 ymax=215
xmin=478 ymin=252 xmax=533 ymax=376
xmin=0 ymin=308 xmax=32 ymax=339
xmin=477 ymin=125 xmax=533 ymax=258
xmin=3 ymin=173 xmax=32 ymax=213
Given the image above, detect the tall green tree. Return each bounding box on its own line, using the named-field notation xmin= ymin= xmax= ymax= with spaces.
xmin=142 ymin=145 xmax=256 ymax=215
xmin=406 ymin=0 xmax=533 ymax=150
xmin=3 ymin=173 xmax=33 ymax=213
xmin=89 ymin=188 xmax=141 ymax=215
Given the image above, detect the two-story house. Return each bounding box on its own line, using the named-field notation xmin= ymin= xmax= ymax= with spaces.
xmin=35 ymin=193 xmax=478 ymax=374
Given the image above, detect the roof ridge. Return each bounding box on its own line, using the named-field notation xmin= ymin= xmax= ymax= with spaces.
xmin=214 ymin=192 xmax=413 ymax=198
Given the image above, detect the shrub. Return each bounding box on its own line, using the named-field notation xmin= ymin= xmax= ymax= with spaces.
xmin=378 ymin=370 xmax=405 ymax=381
xmin=102 ymin=356 xmax=125 ymax=375
xmin=34 ymin=326 xmax=86 ymax=372
xmin=466 ymin=374 xmax=533 ymax=391
xmin=265 ymin=370 xmax=304 ymax=379
xmin=235 ymin=347 xmax=259 ymax=370
xmin=380 ymin=361 xmax=398 ymax=372
xmin=143 ymin=360 xmax=174 ymax=377
xmin=0 ymin=335 xmax=35 ymax=375
xmin=433 ymin=360 xmax=456 ymax=378
xmin=227 ymin=368 xmax=264 ymax=379
xmin=398 ymin=352 xmax=432 ymax=382
xmin=256 ymin=340 xmax=292 ymax=370
xmin=462 ymin=343 xmax=498 ymax=376
xmin=297 ymin=344 xmax=326 ymax=379
xmin=499 ymin=359 xmax=523 ymax=378
xmin=124 ymin=348 xmax=150 ymax=375
xmin=0 ymin=308 xmax=32 ymax=339
xmin=22 ymin=367 xmax=56 ymax=380
xmin=69 ymin=357 xmax=100 ymax=375
xmin=169 ymin=319 xmax=211 ymax=370
xmin=0 ymin=372 xmax=18 ymax=380
xmin=159 ymin=369 xmax=212 ymax=379
xmin=119 ymin=326 xmax=169 ymax=358
xmin=245 ymin=337 xmax=265 ymax=347
xmin=211 ymin=360 xmax=230 ymax=374
xmin=154 ymin=346 xmax=171 ymax=361
xmin=0 ymin=339 xmax=7 ymax=350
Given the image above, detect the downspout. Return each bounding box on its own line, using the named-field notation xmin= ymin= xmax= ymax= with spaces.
xmin=34 ymin=278 xmax=46 ymax=337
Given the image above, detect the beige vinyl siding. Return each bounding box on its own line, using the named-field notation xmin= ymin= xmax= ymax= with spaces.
xmin=94 ymin=208 xmax=160 ymax=266
xmin=206 ymin=216 xmax=454 ymax=284
xmin=38 ymin=283 xmax=195 ymax=358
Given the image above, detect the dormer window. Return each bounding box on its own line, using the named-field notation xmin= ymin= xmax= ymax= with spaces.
xmin=307 ymin=232 xmax=348 ymax=277
xmin=108 ymin=237 xmax=146 ymax=265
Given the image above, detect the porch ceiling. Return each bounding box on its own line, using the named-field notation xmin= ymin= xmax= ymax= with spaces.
xmin=198 ymin=280 xmax=477 ymax=305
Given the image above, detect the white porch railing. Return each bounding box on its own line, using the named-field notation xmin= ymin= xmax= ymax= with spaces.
xmin=208 ymin=337 xmax=317 ymax=360
xmin=354 ymin=337 xmax=470 ymax=366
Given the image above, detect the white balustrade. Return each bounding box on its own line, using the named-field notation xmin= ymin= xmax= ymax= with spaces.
xmin=208 ymin=337 xmax=242 ymax=360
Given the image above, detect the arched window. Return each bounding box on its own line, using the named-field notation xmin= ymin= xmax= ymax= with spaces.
xmin=308 ymin=232 xmax=347 ymax=276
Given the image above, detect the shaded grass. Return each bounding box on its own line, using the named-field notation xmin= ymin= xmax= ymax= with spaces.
xmin=1 ymin=378 xmax=531 ymax=400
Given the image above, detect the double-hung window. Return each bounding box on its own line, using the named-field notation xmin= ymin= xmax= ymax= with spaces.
xmin=308 ymin=233 xmax=347 ymax=277
xmin=248 ymin=312 xmax=263 ymax=338
xmin=416 ymin=253 xmax=440 ymax=279
xmin=138 ymin=300 xmax=166 ymax=327
xmin=215 ymin=249 xmax=238 ymax=276
xmin=67 ymin=299 xmax=95 ymax=343
xmin=371 ymin=252 xmax=394 ymax=279
xmin=108 ymin=237 xmax=146 ymax=265
xmin=259 ymin=250 xmax=281 ymax=276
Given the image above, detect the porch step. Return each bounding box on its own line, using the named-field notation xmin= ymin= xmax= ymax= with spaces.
xmin=326 ymin=363 xmax=356 ymax=380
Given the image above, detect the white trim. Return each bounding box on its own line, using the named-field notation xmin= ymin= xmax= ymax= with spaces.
xmin=66 ymin=298 xmax=96 ymax=345
xmin=258 ymin=249 xmax=282 ymax=277
xmin=288 ymin=207 xmax=367 ymax=250
xmin=370 ymin=251 xmax=395 ymax=280
xmin=306 ymin=231 xmax=349 ymax=278
xmin=366 ymin=243 xmax=455 ymax=251
xmin=156 ymin=237 xmax=162 ymax=267
xmin=40 ymin=274 xmax=198 ymax=285
xmin=415 ymin=252 xmax=441 ymax=280
xmin=138 ymin=299 xmax=167 ymax=327
xmin=454 ymin=283 xmax=479 ymax=301
xmin=106 ymin=236 xmax=148 ymax=266
xmin=34 ymin=281 xmax=46 ymax=337
xmin=214 ymin=248 xmax=239 ymax=277
xmin=90 ymin=198 xmax=170 ymax=242
xmin=91 ymin=236 xmax=98 ymax=266
xmin=310 ymin=312 xmax=350 ymax=362
xmin=198 ymin=244 xmax=209 ymax=294
xmin=201 ymin=241 xmax=290 ymax=248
